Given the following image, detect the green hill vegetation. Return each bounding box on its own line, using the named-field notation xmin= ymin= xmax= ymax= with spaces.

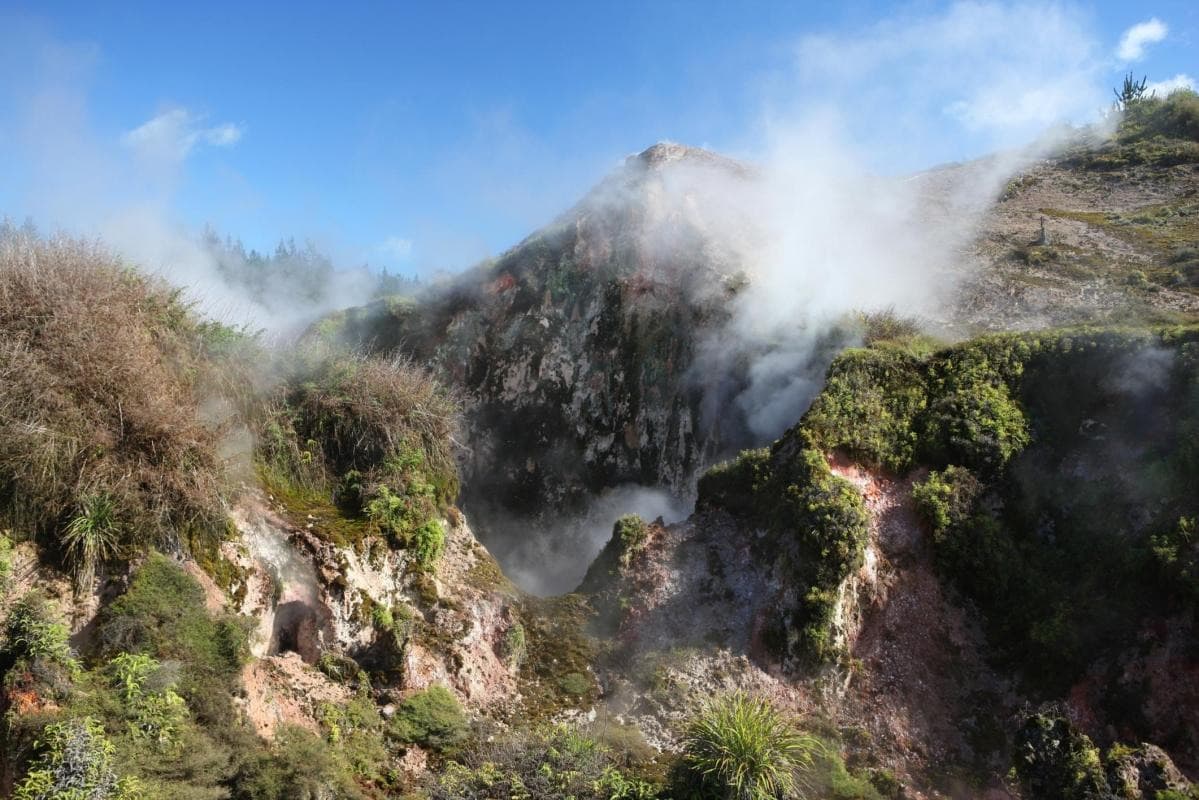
xmin=0 ymin=233 xmax=465 ymax=798
xmin=705 ymin=325 xmax=1199 ymax=685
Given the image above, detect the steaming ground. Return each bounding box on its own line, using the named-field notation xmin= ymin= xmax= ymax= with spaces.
xmin=0 ymin=2 xmax=1152 ymax=602
xmin=363 ymin=133 xmax=1095 ymax=598
xmin=477 ymin=485 xmax=691 ymax=596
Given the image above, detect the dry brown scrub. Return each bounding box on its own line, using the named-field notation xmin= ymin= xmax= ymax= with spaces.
xmin=0 ymin=232 xmax=230 ymax=566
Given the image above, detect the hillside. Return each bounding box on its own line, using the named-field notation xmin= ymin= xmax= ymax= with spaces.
xmin=325 ymin=97 xmax=1199 ymax=596
xmin=1 ymin=89 xmax=1199 ymax=800
xmin=322 ymin=143 xmax=769 ymax=592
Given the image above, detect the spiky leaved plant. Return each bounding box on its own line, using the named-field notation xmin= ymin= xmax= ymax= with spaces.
xmin=62 ymin=493 xmax=122 ymax=593
xmin=682 ymin=692 xmax=821 ymax=800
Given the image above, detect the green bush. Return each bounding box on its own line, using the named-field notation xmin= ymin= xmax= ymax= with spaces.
xmin=231 ymin=725 xmax=363 ymax=800
xmin=558 ymin=671 xmax=591 ymax=696
xmin=502 ymin=621 xmax=527 ymax=668
xmin=2 ymin=592 xmax=79 ymax=679
xmin=257 ymin=347 xmax=460 ymax=564
xmin=97 ymin=553 xmax=248 ymax=737
xmin=429 ymin=724 xmax=660 ymax=800
xmin=770 ymin=446 xmax=870 ymax=665
xmin=697 ymin=437 xmax=868 ymax=666
xmin=316 ymin=694 xmax=390 ymax=787
xmin=0 ymin=530 xmax=13 ymax=590
xmin=911 ymin=466 xmax=981 ymax=537
xmin=815 ymin=746 xmax=884 ymax=800
xmin=696 ymin=449 xmax=770 ymax=516
xmin=677 ymin=692 xmax=821 ymax=800
xmin=612 ymin=515 xmax=650 ymax=566
xmin=803 ymin=347 xmax=927 ymax=471
xmin=412 ymin=517 xmax=446 ymax=569
xmin=1119 ymin=88 xmax=1199 ymax=143
xmin=922 ymin=378 xmax=1028 ymax=471
xmin=14 ymin=717 xmax=144 ymax=800
xmin=99 ymin=554 xmax=246 ymax=680
xmin=1013 ymin=714 xmax=1109 ymax=800
xmin=388 ymin=685 xmax=469 ymax=753
xmin=1151 ymin=516 xmax=1198 ymax=601
xmin=106 ymin=652 xmax=189 ymax=749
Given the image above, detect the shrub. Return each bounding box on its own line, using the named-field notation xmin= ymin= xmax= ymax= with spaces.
xmin=0 ymin=232 xmax=233 ymax=561
xmin=501 ymin=621 xmax=527 ymax=668
xmin=106 ymin=652 xmax=189 ymax=748
xmin=260 ymin=347 xmax=460 ymax=565
xmin=429 ymin=725 xmax=659 ymax=800
xmin=696 ymin=449 xmax=770 ymax=516
xmin=922 ymin=378 xmax=1029 ymax=471
xmin=315 ymin=694 xmax=390 ymax=787
xmin=814 ymin=745 xmax=884 ymax=800
xmin=611 ymin=515 xmax=650 ymax=566
xmin=697 ymin=438 xmax=868 ymax=666
xmin=803 ymin=347 xmax=928 ymax=471
xmin=678 ymin=692 xmax=821 ymax=800
xmin=1013 ymin=714 xmax=1109 ymax=800
xmin=277 ymin=349 xmax=458 ymax=503
xmin=2 ymin=592 xmax=79 ymax=677
xmin=370 ymin=603 xmax=394 ymax=632
xmin=388 ymin=685 xmax=469 ymax=753
xmin=231 ymin=724 xmax=363 ymax=800
xmin=558 ymin=671 xmax=591 ymax=696
xmin=911 ymin=466 xmax=981 ymax=537
xmin=14 ymin=717 xmax=143 ymax=800
xmin=0 ymin=530 xmax=13 ymax=590
xmin=411 ymin=517 xmax=446 ymax=569
xmin=97 ymin=553 xmax=248 ymax=734
xmin=577 ymin=515 xmax=656 ymax=616
xmin=1119 ymin=88 xmax=1199 ymax=143
xmin=1150 ymin=516 xmax=1199 ymax=601
xmin=857 ymin=307 xmax=923 ymax=346
xmin=770 ymin=446 xmax=870 ymax=665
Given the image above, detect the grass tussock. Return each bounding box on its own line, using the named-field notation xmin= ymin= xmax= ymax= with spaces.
xmin=0 ymin=233 xmax=240 ymax=578
xmin=678 ymin=693 xmax=824 ymax=800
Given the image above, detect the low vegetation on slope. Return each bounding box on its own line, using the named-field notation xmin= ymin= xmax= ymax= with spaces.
xmin=0 ymin=232 xmax=487 ymax=798
xmin=1067 ymin=86 xmax=1199 ymax=170
xmin=812 ymin=328 xmax=1197 ymax=687
xmin=703 ymin=323 xmax=1199 ymax=768
xmin=257 ymin=346 xmax=459 ymax=564
xmin=699 ymin=437 xmax=869 ymax=668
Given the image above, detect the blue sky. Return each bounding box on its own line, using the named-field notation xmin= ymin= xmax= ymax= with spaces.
xmin=0 ymin=1 xmax=1196 ymax=277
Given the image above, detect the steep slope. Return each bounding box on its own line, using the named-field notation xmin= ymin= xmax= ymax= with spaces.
xmin=582 ymin=324 xmax=1199 ymax=797
xmin=954 ymin=94 xmax=1199 ymax=330
xmin=328 ymin=122 xmax=1199 ymax=595
xmin=325 ymin=143 xmax=770 ymax=592
xmin=0 ymin=234 xmax=607 ymax=799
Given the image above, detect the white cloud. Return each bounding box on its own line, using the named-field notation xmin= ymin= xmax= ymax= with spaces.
xmin=203 ymin=122 xmax=243 ymax=147
xmin=121 ymin=107 xmax=243 ymax=162
xmin=1145 ymin=73 xmax=1195 ymax=97
xmin=789 ymin=2 xmax=1105 ymax=163
xmin=377 ymin=235 xmax=413 ymax=261
xmin=1117 ymin=18 xmax=1167 ymax=62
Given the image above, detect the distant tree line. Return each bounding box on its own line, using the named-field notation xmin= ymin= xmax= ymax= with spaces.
xmin=200 ymin=226 xmax=422 ymax=310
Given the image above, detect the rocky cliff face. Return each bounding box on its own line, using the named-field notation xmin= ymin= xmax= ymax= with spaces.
xmin=329 ymin=144 xmax=767 ymax=591
xmin=215 ymin=493 xmax=522 ymax=712
xmin=330 ymin=139 xmax=1199 ymax=597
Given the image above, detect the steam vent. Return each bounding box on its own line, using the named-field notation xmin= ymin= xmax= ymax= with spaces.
xmin=4 ymin=5 xmax=1199 ymax=799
